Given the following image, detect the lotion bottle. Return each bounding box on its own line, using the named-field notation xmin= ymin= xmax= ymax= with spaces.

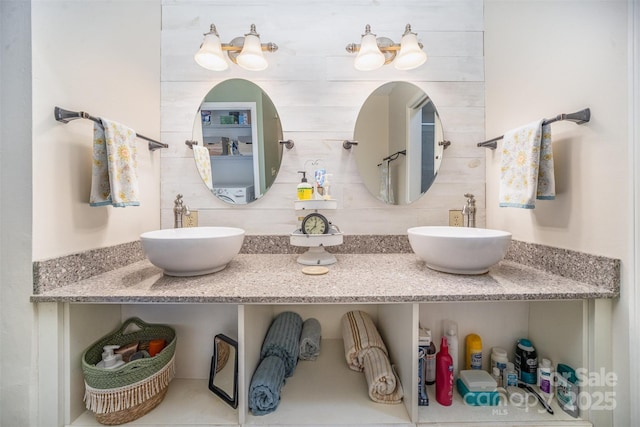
xmin=297 ymin=171 xmax=312 ymax=200
xmin=443 ymin=320 xmax=459 ymax=377
xmin=435 ymin=336 xmax=454 ymax=406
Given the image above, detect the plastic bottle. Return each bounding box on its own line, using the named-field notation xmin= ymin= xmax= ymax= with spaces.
xmin=443 ymin=320 xmax=459 ymax=376
xmin=96 ymin=345 xmax=125 ymax=369
xmin=514 ymin=338 xmax=538 ymax=384
xmin=323 ymin=174 xmax=332 ymax=200
xmin=538 ymin=358 xmax=553 ymax=396
xmin=491 ymin=366 xmax=502 ymax=387
xmin=504 ymin=362 xmax=518 ymax=387
xmin=297 ymin=171 xmax=313 ymax=200
xmin=435 ymin=336 xmax=454 ymax=406
xmin=491 ymin=347 xmax=508 ymax=378
xmin=465 ymin=333 xmax=482 ymax=370
xmin=556 ymin=363 xmax=580 ymax=418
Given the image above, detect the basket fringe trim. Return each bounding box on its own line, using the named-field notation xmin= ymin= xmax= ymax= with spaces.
xmin=84 ymin=356 xmax=175 ymax=415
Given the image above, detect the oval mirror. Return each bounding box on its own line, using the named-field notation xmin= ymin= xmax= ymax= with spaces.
xmin=353 ymin=82 xmax=445 ymax=205
xmin=191 ymin=79 xmax=283 ymax=204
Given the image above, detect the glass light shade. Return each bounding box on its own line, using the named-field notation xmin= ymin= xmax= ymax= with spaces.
xmin=354 ymin=33 xmax=385 ymax=71
xmin=194 ymin=33 xmax=229 ymax=71
xmin=394 ymin=33 xmax=427 ymax=70
xmin=237 ymin=34 xmax=268 ymax=71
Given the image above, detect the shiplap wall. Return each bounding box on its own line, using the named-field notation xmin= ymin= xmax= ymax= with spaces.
xmin=160 ymin=0 xmax=485 ymax=234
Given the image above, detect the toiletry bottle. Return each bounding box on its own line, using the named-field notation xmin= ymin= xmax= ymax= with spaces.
xmin=515 ymin=338 xmax=538 ymax=384
xmin=491 ymin=366 xmax=502 ymax=387
xmin=443 ymin=320 xmax=459 ymax=377
xmin=556 ymin=363 xmax=579 ymax=418
xmin=538 ymin=358 xmax=554 ymax=397
xmin=435 ymin=336 xmax=454 ymax=406
xmin=297 ymin=171 xmax=313 ymax=200
xmin=97 ymin=345 xmax=125 ymax=369
xmin=504 ymin=362 xmax=518 ymax=387
xmin=323 ymin=174 xmax=332 ymax=200
xmin=465 ymin=333 xmax=482 ymax=370
xmin=491 ymin=347 xmax=508 ymax=380
xmin=314 ymin=168 xmax=326 ymax=199
xmin=424 ymin=329 xmax=437 ymax=385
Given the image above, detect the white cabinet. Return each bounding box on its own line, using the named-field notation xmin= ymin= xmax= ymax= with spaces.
xmin=44 ymin=299 xmax=610 ymax=427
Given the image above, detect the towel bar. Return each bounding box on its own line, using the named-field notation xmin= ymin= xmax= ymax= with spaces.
xmin=377 ymin=149 xmax=406 ymax=166
xmin=477 ymin=108 xmax=591 ymax=150
xmin=54 ymin=106 xmax=168 ymax=151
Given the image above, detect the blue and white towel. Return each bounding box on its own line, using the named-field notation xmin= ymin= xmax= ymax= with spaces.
xmin=249 ymin=355 xmax=286 ymax=415
xmin=260 ymin=311 xmax=302 ymax=377
xmin=499 ymin=119 xmax=555 ymax=209
xmin=298 ymin=318 xmax=321 ymax=361
xmin=90 ymin=118 xmax=140 ymax=207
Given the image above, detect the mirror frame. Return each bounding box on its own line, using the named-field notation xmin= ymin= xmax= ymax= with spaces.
xmin=208 ymin=333 xmax=238 ymax=409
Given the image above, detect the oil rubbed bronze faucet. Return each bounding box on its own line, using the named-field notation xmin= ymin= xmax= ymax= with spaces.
xmin=173 ymin=194 xmax=191 ymax=228
xmin=462 ymin=193 xmax=476 ymax=227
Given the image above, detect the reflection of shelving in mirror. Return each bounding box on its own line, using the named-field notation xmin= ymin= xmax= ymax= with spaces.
xmin=191 ymin=79 xmax=285 ymax=205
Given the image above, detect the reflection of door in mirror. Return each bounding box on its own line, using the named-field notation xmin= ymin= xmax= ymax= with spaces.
xmin=354 ymin=82 xmax=444 ymax=205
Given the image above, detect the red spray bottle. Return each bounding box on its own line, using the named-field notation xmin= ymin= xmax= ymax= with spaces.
xmin=436 ymin=336 xmax=454 ymax=405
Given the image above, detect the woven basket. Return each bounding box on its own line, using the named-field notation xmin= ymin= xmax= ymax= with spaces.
xmin=81 ymin=317 xmax=177 ymax=425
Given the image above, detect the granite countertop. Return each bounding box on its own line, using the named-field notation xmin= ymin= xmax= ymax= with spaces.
xmin=30 ymin=253 xmax=618 ymax=304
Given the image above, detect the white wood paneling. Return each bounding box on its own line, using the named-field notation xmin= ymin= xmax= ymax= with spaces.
xmin=161 ymin=0 xmax=485 ymax=233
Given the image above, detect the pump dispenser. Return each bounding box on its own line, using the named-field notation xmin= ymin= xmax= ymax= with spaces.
xmin=297 ymin=171 xmax=313 ymax=200
xmin=96 ymin=345 xmax=125 ymax=369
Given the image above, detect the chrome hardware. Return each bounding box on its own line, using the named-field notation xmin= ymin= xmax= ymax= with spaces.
xmin=462 ymin=193 xmax=476 ymax=228
xmin=174 ymin=194 xmax=191 ymax=228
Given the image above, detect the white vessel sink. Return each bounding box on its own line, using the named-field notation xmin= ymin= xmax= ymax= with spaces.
xmin=407 ymin=226 xmax=512 ymax=275
xmin=140 ymin=227 xmax=245 ymax=276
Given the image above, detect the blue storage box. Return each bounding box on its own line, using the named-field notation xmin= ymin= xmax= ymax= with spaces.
xmin=456 ymin=378 xmax=500 ymax=406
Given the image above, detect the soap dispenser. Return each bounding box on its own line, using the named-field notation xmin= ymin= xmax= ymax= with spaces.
xmin=96 ymin=345 xmax=125 ymax=369
xmin=297 ymin=171 xmax=313 ymax=200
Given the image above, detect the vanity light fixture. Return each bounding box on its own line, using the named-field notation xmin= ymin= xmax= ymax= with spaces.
xmin=195 ymin=24 xmax=277 ymax=71
xmin=346 ymin=24 xmax=427 ymax=71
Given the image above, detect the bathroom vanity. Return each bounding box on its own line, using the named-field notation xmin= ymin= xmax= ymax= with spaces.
xmin=31 ymin=241 xmax=618 ymax=427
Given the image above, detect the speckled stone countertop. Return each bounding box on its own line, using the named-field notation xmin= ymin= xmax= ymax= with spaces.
xmin=31 ymin=253 xmax=618 ymax=304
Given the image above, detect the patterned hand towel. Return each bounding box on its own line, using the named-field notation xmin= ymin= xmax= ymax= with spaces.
xmin=90 ymin=118 xmax=139 ymax=207
xmin=248 ymin=355 xmax=286 ymax=415
xmin=341 ymin=310 xmax=388 ymax=372
xmin=193 ymin=145 xmax=213 ymax=191
xmin=362 ymin=347 xmax=404 ymax=404
xmin=260 ymin=311 xmax=303 ymax=377
xmin=499 ymin=119 xmax=555 ymax=209
xmin=298 ymin=318 xmax=321 ymax=361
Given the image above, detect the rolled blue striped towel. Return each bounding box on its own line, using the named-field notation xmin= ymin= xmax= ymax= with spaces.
xmin=249 ymin=355 xmax=286 ymax=415
xmin=260 ymin=311 xmax=302 ymax=377
xmin=299 ymin=318 xmax=321 ymax=361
